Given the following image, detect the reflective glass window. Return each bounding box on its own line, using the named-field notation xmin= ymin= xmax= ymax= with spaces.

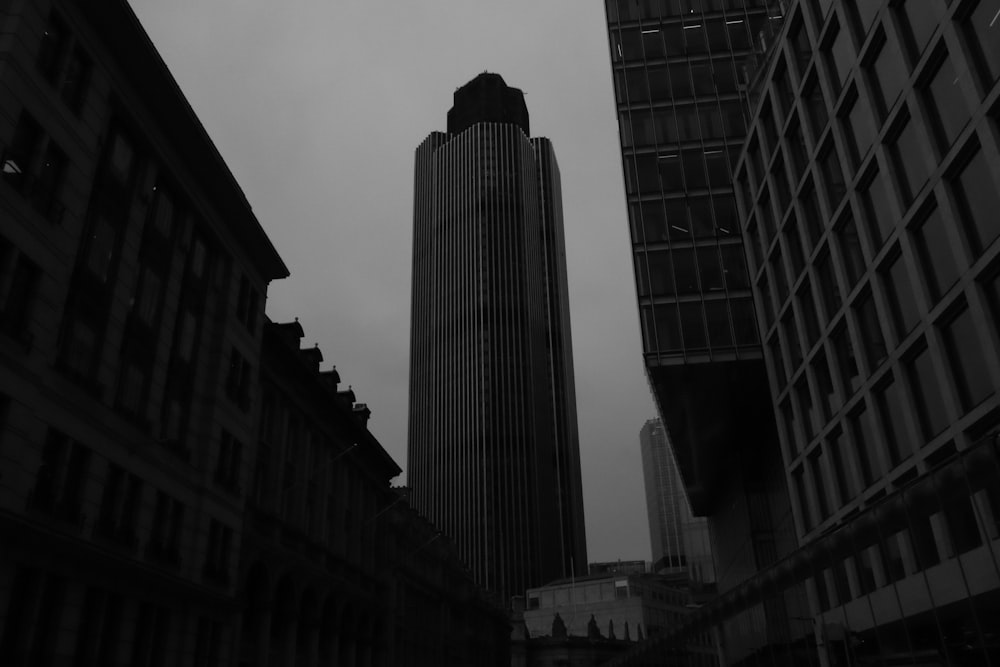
xmin=888 ymin=114 xmax=930 ymax=206
xmin=825 ymin=19 xmax=854 ymax=96
xmin=964 ymin=0 xmax=1000 ymax=86
xmin=881 ymin=251 xmax=921 ymax=337
xmin=942 ymin=306 xmax=995 ymax=411
xmin=860 ymin=168 xmax=894 ymax=249
xmin=906 ymin=344 xmax=949 ymax=440
xmin=855 ymin=290 xmax=887 ymax=371
xmin=899 ymin=0 xmax=946 ymax=59
xmin=924 ymin=54 xmax=971 ymax=152
xmin=952 ymin=147 xmax=1000 ymax=255
xmin=705 ymin=301 xmax=733 ymax=348
xmin=680 ymin=302 xmax=708 ymax=349
xmin=869 ymin=34 xmax=907 ymax=121
xmin=914 ymin=205 xmax=960 ymax=303
xmin=836 ymin=214 xmax=865 ymax=289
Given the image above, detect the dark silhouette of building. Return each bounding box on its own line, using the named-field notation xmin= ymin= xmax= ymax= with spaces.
xmin=605 ymin=0 xmax=1000 ymax=664
xmin=243 ymin=319 xmax=509 ymax=667
xmin=604 ymin=0 xmax=796 ymax=604
xmin=0 ymin=2 xmax=511 ymax=665
xmin=407 ymin=72 xmax=587 ymax=605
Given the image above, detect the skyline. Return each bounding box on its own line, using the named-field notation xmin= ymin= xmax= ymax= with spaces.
xmin=126 ymin=0 xmax=658 ymax=563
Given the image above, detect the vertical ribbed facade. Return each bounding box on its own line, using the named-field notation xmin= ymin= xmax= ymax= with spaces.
xmin=639 ymin=418 xmax=687 ymax=571
xmin=408 ymin=74 xmax=587 ymax=605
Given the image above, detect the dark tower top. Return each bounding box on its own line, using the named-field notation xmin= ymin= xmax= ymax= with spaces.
xmin=446 ymin=72 xmax=530 ymax=136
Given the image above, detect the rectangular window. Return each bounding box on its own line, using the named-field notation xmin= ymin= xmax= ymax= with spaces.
xmin=61 ymin=47 xmax=91 ymax=113
xmin=2 ymin=112 xmax=42 ymax=191
xmin=794 ymin=467 xmax=813 ymax=530
xmin=784 ymin=312 xmax=803 ymax=369
xmin=148 ymin=491 xmax=184 ymax=565
xmin=875 ymin=375 xmax=910 ymax=467
xmin=941 ymin=306 xmax=995 ymax=411
xmin=37 ymin=14 xmax=69 ymax=82
xmin=832 ymin=325 xmax=860 ymax=396
xmin=906 ymin=344 xmax=949 ymax=440
xmin=860 ymin=168 xmax=895 ymax=249
xmin=825 ymin=18 xmax=854 ymax=96
xmin=836 ymin=215 xmax=865 ymax=289
xmin=924 ymin=53 xmax=972 ymax=153
xmin=881 ymin=251 xmax=921 ymax=338
xmin=854 ymin=291 xmax=887 ymax=371
xmin=914 ymin=204 xmax=960 ymax=303
xmin=204 ymin=519 xmax=232 ymax=583
xmin=0 ymin=254 xmax=41 ymax=345
xmin=849 ymin=406 xmax=879 ymax=487
xmin=843 ymin=90 xmax=876 ymax=168
xmin=798 ymin=281 xmax=821 ymax=348
xmin=731 ymin=298 xmax=758 ymax=346
xmin=888 ymin=114 xmax=930 ymax=207
xmin=951 ymin=147 xmax=1000 ymax=256
xmin=809 ymin=449 xmax=831 ymax=519
xmin=31 ymin=140 xmax=67 ymax=222
xmin=797 ymin=379 xmax=818 ymax=442
xmin=720 ymin=245 xmax=749 ymax=291
xmin=32 ymin=430 xmax=90 ymax=523
xmin=828 ymin=430 xmax=855 ymax=505
xmin=215 ymin=430 xmax=243 ymax=493
xmin=814 ymin=350 xmax=838 ymax=419
xmin=963 ymin=0 xmax=1000 ymax=86
xmin=868 ymin=32 xmax=907 ymax=121
xmin=679 ymin=301 xmax=707 ymax=350
xmin=819 ymin=142 xmax=846 ymax=210
xmin=799 ymin=179 xmax=825 ymax=251
xmin=803 ymin=76 xmax=829 ymax=144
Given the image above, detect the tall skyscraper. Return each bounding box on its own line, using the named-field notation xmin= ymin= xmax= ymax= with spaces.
xmin=639 ymin=418 xmax=687 ymax=571
xmin=640 ymin=418 xmax=715 ymax=583
xmin=407 ymin=73 xmax=587 ymax=604
xmin=604 ymin=0 xmax=796 ymax=596
xmin=607 ymin=0 xmax=1000 ymax=663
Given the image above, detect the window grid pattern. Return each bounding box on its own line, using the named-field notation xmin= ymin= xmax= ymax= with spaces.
xmin=734 ymin=0 xmax=1000 ymax=543
xmin=608 ymin=0 xmax=783 ymax=362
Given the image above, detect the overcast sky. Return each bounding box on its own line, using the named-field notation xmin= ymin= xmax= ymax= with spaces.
xmin=128 ymin=0 xmax=658 ymax=563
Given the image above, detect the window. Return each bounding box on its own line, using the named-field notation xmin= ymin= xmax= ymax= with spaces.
xmin=854 ymin=291 xmax=887 ymax=371
xmin=881 ymin=252 xmax=920 ymax=337
xmin=814 ymin=350 xmax=838 ymax=418
xmin=825 ymin=19 xmax=854 ymax=96
xmin=875 ymin=375 xmax=910 ymax=467
xmin=720 ymin=245 xmax=749 ymax=290
xmin=794 ymin=467 xmax=813 ymax=530
xmin=651 ymin=304 xmax=682 ymax=352
xmin=809 ymin=449 xmax=831 ymax=519
xmin=226 ymin=348 xmax=252 ymax=410
xmin=952 ymin=147 xmax=1000 ymax=256
xmin=62 ymin=318 xmax=99 ymax=378
xmin=828 ymin=430 xmax=855 ymax=504
xmin=836 ymin=215 xmax=865 ymax=289
xmin=797 ymin=378 xmax=818 ymax=441
xmin=943 ymin=495 xmax=984 ymax=555
xmin=898 ymin=0 xmax=946 ymax=59
xmin=819 ymin=142 xmax=846 ymax=209
xmin=698 ymin=247 xmax=724 ymax=292
xmin=906 ymin=344 xmax=949 ymax=440
xmin=731 ymin=298 xmax=758 ymax=345
xmin=799 ymin=179 xmax=824 ymax=250
xmin=37 ymin=13 xmax=69 ymax=82
xmin=789 ymin=18 xmax=812 ymax=75
xmin=133 ymin=267 xmax=162 ymax=327
xmin=0 ymin=569 xmax=66 ymax=665
xmin=772 ymin=156 xmax=792 ymax=215
xmin=914 ymin=204 xmax=960 ymax=303
xmin=236 ymin=275 xmax=260 ymax=334
xmin=61 ymin=47 xmax=91 ymax=113
xmin=31 ymin=429 xmax=90 ymax=522
xmin=941 ymin=306 xmax=994 ymax=411
xmin=31 ymin=140 xmax=67 ymax=222
xmin=798 ymin=281 xmax=821 ymax=348
xmin=96 ymin=464 xmax=142 ymax=547
xmin=832 ymin=325 xmax=860 ymax=396
xmin=86 ymin=214 xmax=117 ymax=283
xmin=2 ymin=112 xmax=42 ymax=191
xmin=784 ymin=312 xmax=803 ymax=368
xmin=705 ymin=301 xmax=733 ymax=348
xmin=215 ymin=430 xmax=243 ymax=493
xmin=679 ymin=302 xmax=707 ymax=349
xmin=888 ymin=114 xmax=929 ymax=207
xmin=868 ymin=33 xmax=907 ymax=120
xmin=803 ymin=76 xmax=829 ymax=143
xmin=963 ymin=0 xmax=1000 ymax=86
xmin=849 ymin=406 xmax=879 ymax=487
xmin=771 ymin=335 xmax=787 ymax=387
xmin=674 ymin=249 xmax=698 ymax=294
xmin=924 ymin=53 xmax=971 ymax=152
xmin=204 ymin=519 xmax=232 ymax=583
xmin=0 ymin=254 xmax=41 ymax=345
xmin=859 ymin=168 xmax=894 ymax=249
xmin=147 ymin=491 xmax=184 ymax=565
xmin=843 ymin=90 xmax=876 ymax=168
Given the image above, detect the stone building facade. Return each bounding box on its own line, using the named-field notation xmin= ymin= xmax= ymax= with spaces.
xmin=0 ymin=2 xmax=510 ymax=665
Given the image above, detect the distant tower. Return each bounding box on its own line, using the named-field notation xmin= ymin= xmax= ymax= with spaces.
xmin=407 ymin=73 xmax=587 ymax=604
xmin=639 ymin=419 xmax=687 ymax=571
